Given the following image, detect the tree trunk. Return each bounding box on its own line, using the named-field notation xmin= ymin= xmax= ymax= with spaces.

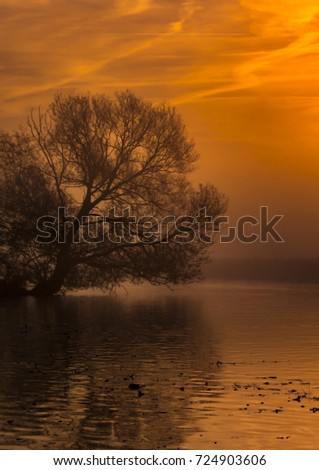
xmin=2 ymin=203 xmax=93 ymax=298
xmin=30 ymin=252 xmax=72 ymax=296
xmin=30 ymin=203 xmax=91 ymax=296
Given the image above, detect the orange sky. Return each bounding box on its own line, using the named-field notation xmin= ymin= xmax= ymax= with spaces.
xmin=0 ymin=0 xmax=318 ymax=257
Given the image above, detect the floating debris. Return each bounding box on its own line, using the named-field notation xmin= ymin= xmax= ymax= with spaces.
xmin=128 ymin=383 xmax=140 ymax=391
xmin=292 ymin=396 xmax=302 ymax=402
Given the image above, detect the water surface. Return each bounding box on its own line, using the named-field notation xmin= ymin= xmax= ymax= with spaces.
xmin=0 ymin=282 xmax=318 ymax=449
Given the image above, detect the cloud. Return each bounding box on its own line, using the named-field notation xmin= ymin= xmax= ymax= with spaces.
xmin=165 ymin=0 xmax=319 ymax=104
xmin=112 ymin=0 xmax=152 ymax=17
xmin=169 ymin=0 xmax=202 ymax=33
xmin=0 ymin=0 xmax=49 ymax=4
xmin=0 ymin=1 xmax=170 ymax=117
xmin=1 ymin=0 xmax=319 ymax=112
xmin=240 ymin=0 xmax=319 ymax=33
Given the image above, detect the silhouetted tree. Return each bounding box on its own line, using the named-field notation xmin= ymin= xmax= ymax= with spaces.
xmin=0 ymin=91 xmax=227 ymax=296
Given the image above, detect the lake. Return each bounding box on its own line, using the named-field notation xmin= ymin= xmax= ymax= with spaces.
xmin=0 ymin=282 xmax=319 ymax=449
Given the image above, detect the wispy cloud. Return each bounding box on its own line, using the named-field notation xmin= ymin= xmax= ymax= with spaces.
xmin=1 ymin=0 xmax=319 ymax=119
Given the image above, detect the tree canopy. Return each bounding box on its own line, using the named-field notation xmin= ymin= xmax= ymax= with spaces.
xmin=0 ymin=91 xmax=227 ymax=296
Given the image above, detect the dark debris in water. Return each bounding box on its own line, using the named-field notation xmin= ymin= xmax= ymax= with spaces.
xmin=292 ymin=395 xmax=303 ymax=402
xmin=128 ymin=383 xmax=141 ymax=391
xmin=229 ymin=376 xmax=319 ymax=417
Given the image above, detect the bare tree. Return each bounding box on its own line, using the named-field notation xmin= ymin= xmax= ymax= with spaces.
xmin=0 ymin=91 xmax=227 ymax=296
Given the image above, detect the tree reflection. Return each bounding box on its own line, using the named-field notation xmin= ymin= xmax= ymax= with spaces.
xmin=0 ymin=295 xmax=222 ymax=449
